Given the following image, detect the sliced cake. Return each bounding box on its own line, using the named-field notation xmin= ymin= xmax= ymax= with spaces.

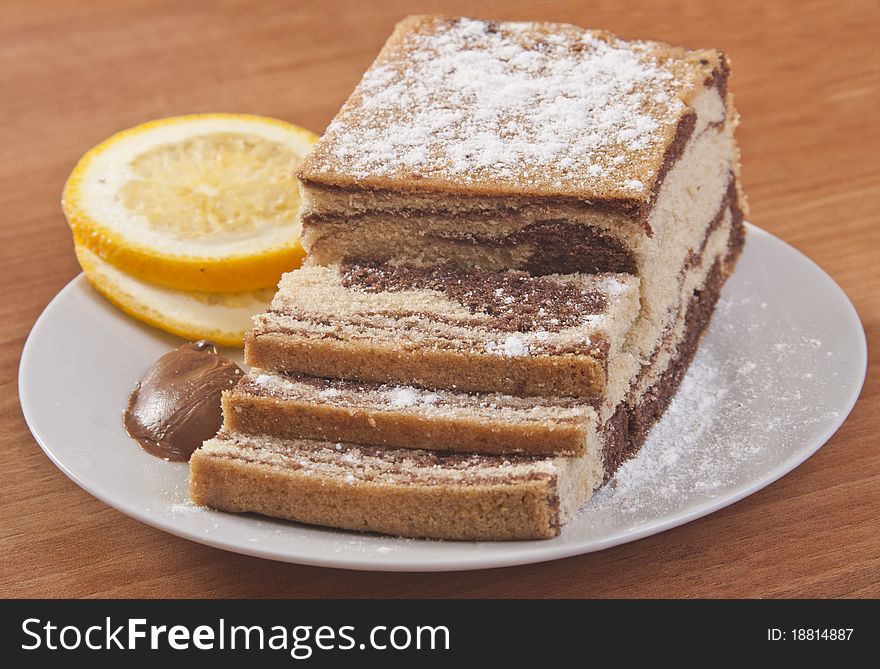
xmin=227 ymin=208 xmax=740 ymax=466
xmin=198 ymin=218 xmax=743 ymax=539
xmin=296 ymin=15 xmax=748 ymax=363
xmin=190 ymin=430 xmax=610 ymax=540
xmin=192 ymin=235 xmax=738 ymax=540
xmin=189 ymin=15 xmax=751 ymax=541
xmin=223 ymin=371 xmax=599 ymax=456
xmin=246 ymin=265 xmax=641 ymax=400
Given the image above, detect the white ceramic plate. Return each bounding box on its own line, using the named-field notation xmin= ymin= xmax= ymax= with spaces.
xmin=19 ymin=224 xmax=867 ymax=571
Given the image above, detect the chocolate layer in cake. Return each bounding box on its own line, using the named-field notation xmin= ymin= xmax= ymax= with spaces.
xmin=246 ymin=267 xmax=640 ymax=400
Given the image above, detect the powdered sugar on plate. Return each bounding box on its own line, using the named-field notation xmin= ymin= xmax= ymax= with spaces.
xmin=581 ymin=280 xmax=851 ymax=530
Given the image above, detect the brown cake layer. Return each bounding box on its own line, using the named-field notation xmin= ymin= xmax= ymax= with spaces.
xmin=603 ymin=212 xmax=745 ymax=475
xmin=310 ymin=174 xmax=736 ymax=282
xmin=190 ymin=430 xmax=603 ymax=540
xmin=224 ymin=373 xmax=598 ymax=457
xmin=628 ymin=220 xmax=744 ymax=444
xmin=246 ymin=267 xmax=640 ymax=400
xmin=299 ymin=107 xmax=697 ymax=231
xmin=303 ymin=212 xmax=643 ymax=277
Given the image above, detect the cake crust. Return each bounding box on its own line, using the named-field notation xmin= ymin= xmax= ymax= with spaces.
xmin=223 ymin=372 xmax=597 ymax=456
xmin=190 ymin=433 xmax=567 ymax=540
xmin=298 ymin=15 xmax=727 ymax=205
xmin=246 ymin=332 xmax=608 ymax=399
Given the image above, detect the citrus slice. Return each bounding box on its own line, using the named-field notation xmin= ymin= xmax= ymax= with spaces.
xmin=63 ymin=113 xmax=318 ymax=292
xmin=75 ymin=243 xmax=274 ymax=347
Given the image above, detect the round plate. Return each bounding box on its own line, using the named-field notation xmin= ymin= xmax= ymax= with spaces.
xmin=19 ymin=225 xmax=867 ymax=571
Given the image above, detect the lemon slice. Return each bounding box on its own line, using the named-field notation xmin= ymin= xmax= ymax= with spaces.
xmin=63 ymin=113 xmax=317 ymax=292
xmin=75 ymin=243 xmax=273 ymax=347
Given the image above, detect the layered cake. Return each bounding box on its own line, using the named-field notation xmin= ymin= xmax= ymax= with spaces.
xmin=223 ymin=372 xmax=602 ymax=456
xmin=191 ymin=430 xmax=606 ymax=540
xmin=296 ymin=14 xmax=748 ymax=366
xmin=190 ymin=15 xmax=747 ymax=540
xmin=192 ymin=223 xmax=738 ymax=540
xmin=245 ymin=264 xmax=641 ymax=400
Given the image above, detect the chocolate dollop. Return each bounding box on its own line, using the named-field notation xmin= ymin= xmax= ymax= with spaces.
xmin=123 ymin=340 xmax=242 ymax=461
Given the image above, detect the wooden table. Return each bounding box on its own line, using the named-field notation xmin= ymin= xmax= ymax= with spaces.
xmin=2 ymin=0 xmax=877 ymax=598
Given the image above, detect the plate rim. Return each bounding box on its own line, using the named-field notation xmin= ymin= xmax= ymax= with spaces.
xmin=18 ymin=223 xmax=868 ymax=572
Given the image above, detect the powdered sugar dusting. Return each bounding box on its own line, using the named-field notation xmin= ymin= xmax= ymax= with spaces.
xmin=386 ymin=386 xmax=421 ymax=408
xmin=311 ymin=17 xmax=701 ymax=196
xmin=486 ymin=334 xmax=531 ymax=356
xmin=251 ymin=373 xmax=277 ymax=388
xmin=594 ymin=354 xmax=731 ymax=509
xmin=599 ymin=274 xmax=636 ymax=300
xmin=580 ymin=275 xmax=854 ymax=528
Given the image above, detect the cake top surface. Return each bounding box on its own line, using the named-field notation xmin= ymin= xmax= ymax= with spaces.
xmin=298 ymin=15 xmax=724 ymax=202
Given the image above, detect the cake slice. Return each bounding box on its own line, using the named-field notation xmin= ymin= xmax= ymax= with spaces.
xmin=231 ymin=207 xmax=743 ymax=464
xmin=190 ymin=227 xmax=742 ymax=540
xmin=223 ymin=371 xmax=599 ymax=456
xmin=190 ymin=430 xmax=609 ymax=540
xmin=191 ymin=220 xmax=742 ymax=540
xmin=296 ymin=15 xmax=747 ymax=362
xmin=246 ymin=265 xmax=640 ymax=400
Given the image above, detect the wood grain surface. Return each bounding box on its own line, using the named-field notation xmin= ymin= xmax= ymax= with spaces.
xmin=2 ymin=0 xmax=877 ymax=598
